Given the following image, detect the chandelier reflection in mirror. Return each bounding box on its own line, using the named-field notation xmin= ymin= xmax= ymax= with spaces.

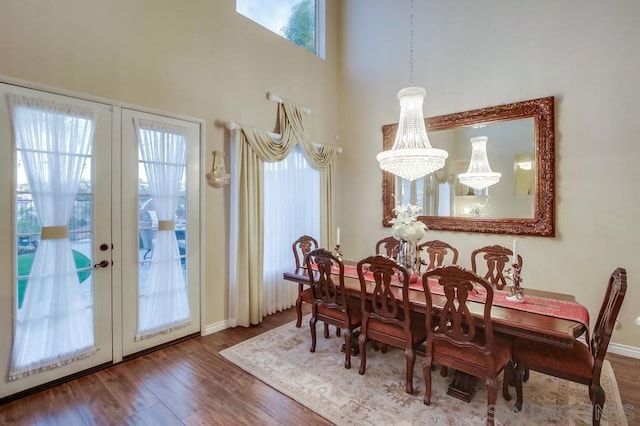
xmin=458 ymin=136 xmax=502 ymax=190
xmin=376 ymin=0 xmax=448 ymax=182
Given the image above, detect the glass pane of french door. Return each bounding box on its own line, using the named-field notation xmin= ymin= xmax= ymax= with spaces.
xmin=0 ymin=83 xmax=113 ymax=398
xmin=121 ymin=109 xmax=201 ymax=357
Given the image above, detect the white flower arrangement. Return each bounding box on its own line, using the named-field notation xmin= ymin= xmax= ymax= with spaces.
xmin=389 ymin=203 xmax=427 ymax=243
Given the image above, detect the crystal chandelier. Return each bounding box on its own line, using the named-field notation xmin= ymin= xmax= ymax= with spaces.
xmin=376 ymin=0 xmax=448 ymax=182
xmin=458 ymin=136 xmax=501 ymax=190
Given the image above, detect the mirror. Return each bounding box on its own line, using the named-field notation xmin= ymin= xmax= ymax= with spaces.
xmin=382 ymin=97 xmax=555 ymax=236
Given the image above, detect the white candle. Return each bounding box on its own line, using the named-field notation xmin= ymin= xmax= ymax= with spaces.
xmin=336 ymin=227 xmax=340 ymax=245
xmin=512 ymin=237 xmax=518 ymax=264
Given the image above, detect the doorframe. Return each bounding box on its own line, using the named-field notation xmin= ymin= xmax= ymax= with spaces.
xmin=0 ymin=73 xmax=206 ymax=369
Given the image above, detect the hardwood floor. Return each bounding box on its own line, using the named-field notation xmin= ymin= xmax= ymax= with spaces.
xmin=0 ymin=307 xmax=638 ymax=425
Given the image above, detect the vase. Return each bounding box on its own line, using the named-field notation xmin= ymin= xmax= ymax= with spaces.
xmin=398 ymin=239 xmax=420 ymax=277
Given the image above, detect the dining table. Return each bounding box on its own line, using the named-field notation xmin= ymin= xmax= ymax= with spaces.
xmin=283 ymin=259 xmax=590 ymax=402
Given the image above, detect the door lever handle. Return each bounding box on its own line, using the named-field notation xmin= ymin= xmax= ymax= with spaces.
xmin=93 ymin=260 xmax=111 ymax=268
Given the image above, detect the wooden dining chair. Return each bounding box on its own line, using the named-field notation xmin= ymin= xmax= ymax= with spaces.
xmin=292 ymin=235 xmax=319 ymax=328
xmin=305 ymin=248 xmax=362 ymax=369
xmin=512 ymin=267 xmax=627 ymax=425
xmin=471 ymin=244 xmax=523 ymax=290
xmin=421 ymin=265 xmax=513 ymax=426
xmin=417 ymin=239 xmax=459 ymax=272
xmin=375 ymin=236 xmax=401 ymax=259
xmin=356 ymin=255 xmax=427 ymax=394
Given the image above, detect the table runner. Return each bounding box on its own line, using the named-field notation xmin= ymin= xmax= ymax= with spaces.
xmin=341 ymin=264 xmax=590 ymax=330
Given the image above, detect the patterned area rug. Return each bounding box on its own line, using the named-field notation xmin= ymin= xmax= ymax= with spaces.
xmin=220 ymin=318 xmax=628 ymax=425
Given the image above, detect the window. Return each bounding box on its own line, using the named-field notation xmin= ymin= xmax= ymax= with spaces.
xmin=262 ymin=146 xmax=320 ymax=316
xmin=236 ymin=0 xmax=325 ymax=58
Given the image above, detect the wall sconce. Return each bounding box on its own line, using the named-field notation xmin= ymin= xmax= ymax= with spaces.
xmin=206 ymin=150 xmax=230 ymax=188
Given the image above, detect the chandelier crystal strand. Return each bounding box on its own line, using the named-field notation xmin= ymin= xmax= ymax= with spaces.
xmin=376 ymin=0 xmax=448 ymax=182
xmin=458 ymin=136 xmax=501 ymax=190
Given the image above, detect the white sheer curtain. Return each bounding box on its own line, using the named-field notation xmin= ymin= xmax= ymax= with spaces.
xmin=8 ymin=94 xmax=97 ymax=380
xmin=135 ymin=119 xmax=191 ymax=340
xmin=263 ymin=145 xmax=320 ymax=316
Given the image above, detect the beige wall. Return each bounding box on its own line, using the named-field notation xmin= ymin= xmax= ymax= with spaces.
xmin=0 ymin=0 xmax=340 ymax=326
xmin=337 ymin=0 xmax=640 ymax=348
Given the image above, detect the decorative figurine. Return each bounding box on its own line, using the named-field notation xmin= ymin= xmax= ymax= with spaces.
xmin=505 ymin=262 xmax=525 ymax=302
xmin=333 ymin=244 xmax=343 ymax=261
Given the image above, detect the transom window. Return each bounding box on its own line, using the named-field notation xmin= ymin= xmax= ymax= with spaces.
xmin=236 ymin=0 xmax=325 ymax=58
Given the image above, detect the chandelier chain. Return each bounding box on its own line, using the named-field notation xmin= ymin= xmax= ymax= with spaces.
xmin=409 ymin=0 xmax=414 ymax=85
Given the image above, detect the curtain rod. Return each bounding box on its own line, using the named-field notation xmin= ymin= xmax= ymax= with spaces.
xmin=267 ymin=92 xmax=312 ymax=115
xmin=226 ymin=121 xmax=342 ymax=153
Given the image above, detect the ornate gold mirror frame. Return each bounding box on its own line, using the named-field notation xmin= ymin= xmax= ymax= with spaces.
xmin=382 ymin=96 xmax=555 ymax=236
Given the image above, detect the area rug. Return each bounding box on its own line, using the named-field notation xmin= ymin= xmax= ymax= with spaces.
xmin=220 ymin=318 xmax=628 ymax=425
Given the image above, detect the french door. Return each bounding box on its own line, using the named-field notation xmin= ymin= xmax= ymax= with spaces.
xmin=0 ymin=83 xmax=201 ymax=399
xmin=120 ymin=109 xmax=201 ymax=356
xmin=0 ymin=84 xmax=114 ymax=398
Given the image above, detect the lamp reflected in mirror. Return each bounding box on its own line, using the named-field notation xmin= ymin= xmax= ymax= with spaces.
xmin=514 ymin=154 xmax=534 ymax=196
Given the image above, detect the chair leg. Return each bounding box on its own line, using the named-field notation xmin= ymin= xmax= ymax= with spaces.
xmin=423 ymin=356 xmax=432 ymax=405
xmin=513 ymin=361 xmax=526 ymax=412
xmin=336 ymin=327 xmax=341 ymax=337
xmin=358 ymin=333 xmax=367 ymax=375
xmin=486 ymin=376 xmax=498 ymax=426
xmin=309 ymin=316 xmax=317 ymax=353
xmin=295 ymin=284 xmax=303 ymax=328
xmin=343 ymin=328 xmax=351 ymax=369
xmin=324 ymin=322 xmax=330 ymax=338
xmin=590 ymin=383 xmax=605 ymax=426
xmin=405 ymin=348 xmax=415 ymax=394
xmin=502 ymin=360 xmax=513 ymax=401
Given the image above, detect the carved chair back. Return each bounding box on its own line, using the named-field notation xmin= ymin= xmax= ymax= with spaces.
xmin=418 ymin=239 xmax=459 ymax=271
xmin=357 ymin=255 xmax=412 ymax=335
xmin=424 ymin=265 xmax=496 ymax=355
xmin=305 ymin=248 xmax=348 ymax=311
xmin=591 ymin=267 xmax=627 ymax=377
xmin=293 ymin=235 xmax=319 ymax=274
xmin=375 ymin=236 xmax=401 ymax=260
xmin=471 ymin=244 xmax=523 ymax=290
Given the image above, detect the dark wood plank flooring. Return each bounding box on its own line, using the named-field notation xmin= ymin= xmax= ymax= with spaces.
xmin=0 ymin=307 xmax=638 ymax=425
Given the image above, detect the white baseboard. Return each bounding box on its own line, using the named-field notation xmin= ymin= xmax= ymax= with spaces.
xmin=608 ymin=342 xmax=640 ymax=359
xmin=202 ymin=319 xmax=230 ymax=336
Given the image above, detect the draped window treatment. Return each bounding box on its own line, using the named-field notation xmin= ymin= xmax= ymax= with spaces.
xmin=135 ymin=119 xmax=191 ymax=340
xmin=229 ymin=101 xmax=339 ymax=327
xmin=423 ymin=168 xmax=453 ymax=216
xmin=399 ymin=166 xmax=453 ymax=216
xmin=8 ymin=94 xmax=97 ymax=380
xmin=263 ymin=145 xmax=320 ymax=317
